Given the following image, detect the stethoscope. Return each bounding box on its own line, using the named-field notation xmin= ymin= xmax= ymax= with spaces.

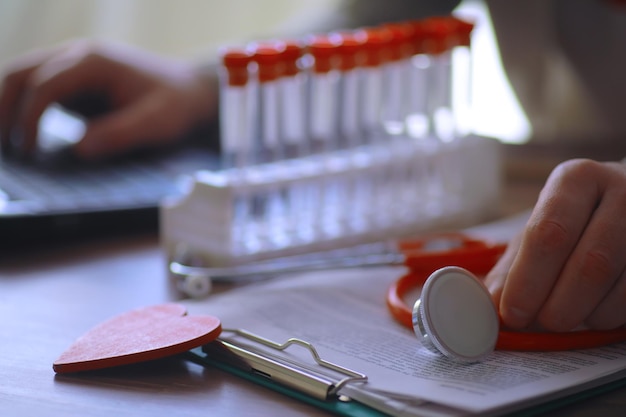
xmin=169 ymin=241 xmax=406 ymax=298
xmin=170 ymin=232 xmax=626 ymax=362
xmin=385 ymin=233 xmax=626 ymax=362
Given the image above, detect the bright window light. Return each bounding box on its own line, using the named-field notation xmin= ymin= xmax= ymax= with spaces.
xmin=454 ymin=0 xmax=531 ymax=144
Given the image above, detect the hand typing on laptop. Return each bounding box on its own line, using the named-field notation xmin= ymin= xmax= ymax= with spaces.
xmin=0 ymin=40 xmax=218 ymax=160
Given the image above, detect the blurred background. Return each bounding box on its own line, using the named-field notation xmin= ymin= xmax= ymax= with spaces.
xmin=0 ymin=0 xmax=341 ymax=63
xmin=0 ymin=0 xmax=530 ymax=144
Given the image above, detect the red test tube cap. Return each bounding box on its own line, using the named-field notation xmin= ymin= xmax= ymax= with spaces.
xmin=308 ymin=35 xmax=340 ymax=73
xmin=221 ymin=47 xmax=252 ymax=87
xmin=251 ymin=43 xmax=283 ymax=82
xmin=408 ymin=20 xmax=426 ymax=55
xmin=421 ymin=16 xmax=456 ymax=55
xmin=357 ymin=27 xmax=392 ymax=67
xmin=382 ymin=22 xmax=413 ymax=61
xmin=278 ymin=40 xmax=304 ymax=77
xmin=335 ymin=32 xmax=363 ymax=71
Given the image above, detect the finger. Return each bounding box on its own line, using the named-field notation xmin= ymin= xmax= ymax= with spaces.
xmin=484 ymin=232 xmax=523 ymax=307
xmin=499 ymin=160 xmax=600 ymax=329
xmin=0 ymin=48 xmax=60 ymax=150
xmin=74 ymin=90 xmax=185 ymax=159
xmin=15 ymin=46 xmax=108 ymax=154
xmin=0 ymin=70 xmax=26 ymax=150
xmin=538 ymin=162 xmax=626 ymax=330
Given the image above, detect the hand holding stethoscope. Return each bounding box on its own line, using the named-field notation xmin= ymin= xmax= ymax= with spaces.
xmin=495 ymin=160 xmax=626 ymax=333
xmin=389 ymin=159 xmax=626 ymax=362
xmin=387 ymin=232 xmax=626 ymax=362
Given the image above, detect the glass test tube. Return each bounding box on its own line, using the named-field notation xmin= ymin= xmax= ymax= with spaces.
xmin=422 ymin=17 xmax=456 ymax=143
xmin=307 ymin=35 xmax=342 ymax=238
xmin=307 ymin=36 xmax=340 ymax=155
xmin=358 ymin=28 xmax=388 ymax=146
xmin=380 ymin=23 xmax=413 ymax=138
xmin=336 ymin=32 xmax=368 ymax=232
xmin=358 ymin=28 xmax=393 ymax=228
xmin=251 ymin=43 xmax=288 ymax=248
xmin=335 ymin=32 xmax=363 ymax=150
xmin=379 ymin=23 xmax=416 ymax=220
xmin=402 ymin=21 xmax=439 ymax=215
xmin=278 ymin=41 xmax=306 ymax=158
xmin=253 ymin=44 xmax=283 ymax=163
xmin=439 ymin=17 xmax=476 ymax=207
xmin=405 ymin=20 xmax=429 ymax=140
xmin=219 ymin=47 xmax=254 ymax=253
xmin=418 ymin=18 xmax=458 ymax=212
xmin=219 ymin=48 xmax=253 ymax=170
xmin=277 ymin=40 xmax=311 ymax=242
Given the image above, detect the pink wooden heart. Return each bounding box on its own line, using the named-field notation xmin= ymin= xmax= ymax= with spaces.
xmin=53 ymin=303 xmax=221 ymax=373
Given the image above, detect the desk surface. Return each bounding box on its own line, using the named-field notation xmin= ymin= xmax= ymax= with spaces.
xmin=2 ymin=235 xmax=328 ymax=417
xmin=2 ymin=178 xmax=626 ymax=417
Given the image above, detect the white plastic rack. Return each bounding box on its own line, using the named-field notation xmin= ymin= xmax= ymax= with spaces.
xmin=161 ymin=135 xmax=501 ymax=267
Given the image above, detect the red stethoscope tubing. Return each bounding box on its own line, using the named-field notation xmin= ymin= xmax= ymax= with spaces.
xmin=387 ymin=241 xmax=626 ymax=351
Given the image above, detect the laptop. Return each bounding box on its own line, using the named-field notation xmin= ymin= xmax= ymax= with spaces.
xmin=0 ymin=106 xmax=220 ymax=252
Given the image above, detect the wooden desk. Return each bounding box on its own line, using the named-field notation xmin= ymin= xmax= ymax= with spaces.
xmin=2 ymin=174 xmax=626 ymax=417
xmin=1 ymin=235 xmax=327 ymax=416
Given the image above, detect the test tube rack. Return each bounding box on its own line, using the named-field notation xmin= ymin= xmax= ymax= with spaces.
xmin=161 ymin=134 xmax=501 ymax=267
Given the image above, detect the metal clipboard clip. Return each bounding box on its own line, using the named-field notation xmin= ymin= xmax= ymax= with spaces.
xmin=198 ymin=328 xmax=368 ymax=401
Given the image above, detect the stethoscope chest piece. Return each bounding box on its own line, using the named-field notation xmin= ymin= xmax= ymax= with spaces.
xmin=412 ymin=266 xmax=499 ymax=363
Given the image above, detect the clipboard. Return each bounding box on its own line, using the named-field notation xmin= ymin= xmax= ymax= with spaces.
xmin=184 ymin=328 xmax=626 ymax=417
xmin=178 ymin=237 xmax=626 ymax=417
xmin=185 ymin=328 xmax=387 ymax=417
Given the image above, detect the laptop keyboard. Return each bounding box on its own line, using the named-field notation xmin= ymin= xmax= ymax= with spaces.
xmin=0 ymin=147 xmax=217 ymax=215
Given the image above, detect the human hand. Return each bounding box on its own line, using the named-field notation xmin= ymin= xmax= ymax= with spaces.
xmin=0 ymin=40 xmax=217 ymax=159
xmin=485 ymin=159 xmax=626 ymax=332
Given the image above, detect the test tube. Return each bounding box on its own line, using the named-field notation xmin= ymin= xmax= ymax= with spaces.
xmin=335 ymin=31 xmax=367 ymax=232
xmin=438 ymin=16 xmax=476 ymax=208
xmin=277 ymin=41 xmax=306 ymax=158
xmin=335 ymin=31 xmax=363 ymax=150
xmin=218 ymin=47 xmax=254 ymax=253
xmin=307 ymin=35 xmax=342 ymax=238
xmin=403 ymin=20 xmax=442 ymax=215
xmin=357 ymin=28 xmax=394 ymax=229
xmin=422 ymin=17 xmax=456 ymax=143
xmin=379 ymin=22 xmax=416 ymax=221
xmin=251 ymin=43 xmax=288 ymax=248
xmin=380 ymin=23 xmax=414 ymax=138
xmin=219 ymin=48 xmax=253 ymax=170
xmin=307 ymin=35 xmax=340 ymax=155
xmin=415 ymin=17 xmax=458 ymax=213
xmin=252 ymin=43 xmax=284 ymax=163
xmin=357 ymin=28 xmax=389 ymax=146
xmin=276 ymin=40 xmax=311 ymax=242
xmin=405 ymin=20 xmax=429 ymax=140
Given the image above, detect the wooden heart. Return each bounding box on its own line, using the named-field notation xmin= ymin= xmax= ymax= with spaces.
xmin=53 ymin=303 xmax=221 ymax=373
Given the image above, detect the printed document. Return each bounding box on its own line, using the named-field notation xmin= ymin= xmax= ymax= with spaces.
xmin=184 ymin=214 xmax=626 ymax=416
